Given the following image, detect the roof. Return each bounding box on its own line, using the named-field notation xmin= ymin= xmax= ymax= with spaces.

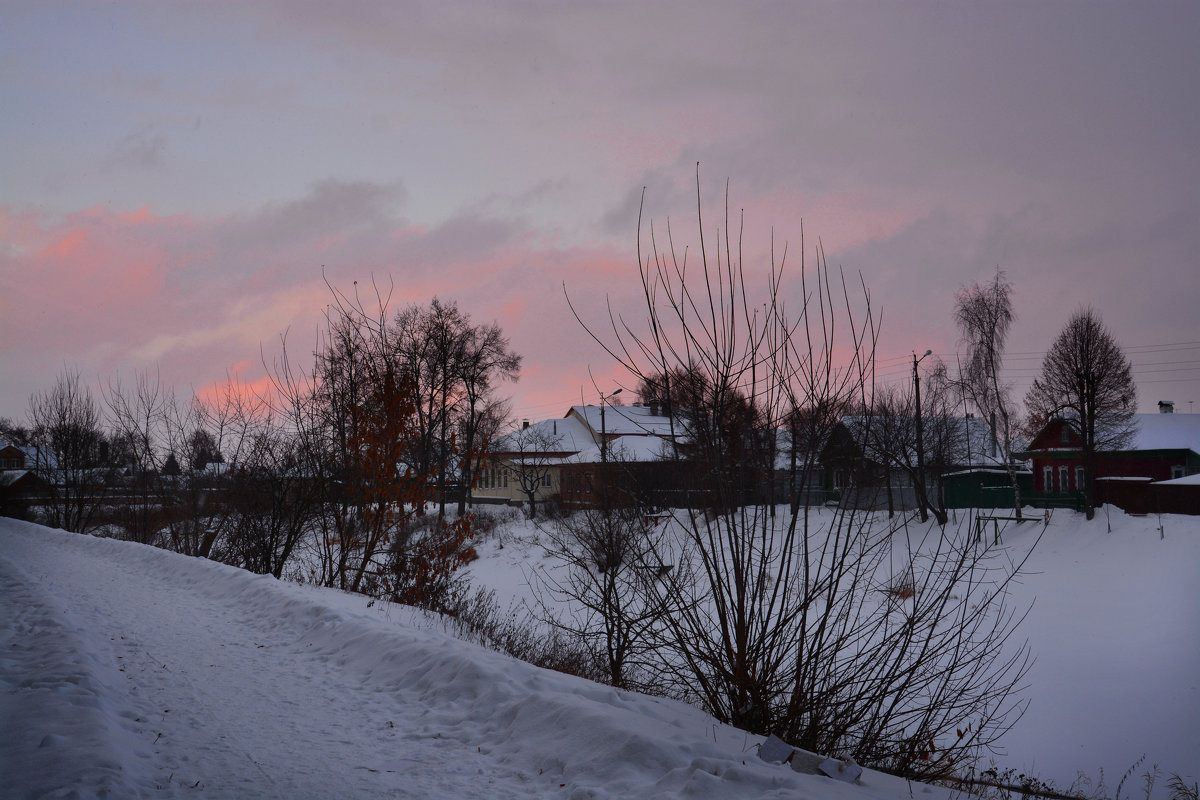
xmin=1155 ymin=473 xmax=1200 ymax=486
xmin=568 ymin=405 xmax=676 ymax=438
xmin=1126 ymin=413 xmax=1200 ymax=453
xmin=492 ymin=406 xmax=679 ymax=465
xmin=1027 ymin=413 xmax=1200 ymax=455
xmin=837 ymin=415 xmax=1010 ymax=469
xmin=492 ymin=414 xmax=595 ymax=457
xmin=0 ymin=470 xmax=41 ymax=488
xmin=942 ymin=467 xmax=1032 ymax=478
xmin=560 ymin=435 xmax=675 ymax=465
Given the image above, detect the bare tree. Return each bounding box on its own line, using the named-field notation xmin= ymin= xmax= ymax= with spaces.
xmin=865 ymin=362 xmax=962 ymax=522
xmin=1025 ymin=307 xmax=1137 ymax=520
xmin=566 ymin=174 xmax=1032 ymax=779
xmin=266 ymin=278 xmax=478 ymax=606
xmin=393 ymin=299 xmax=521 ymax=518
xmin=954 ymin=270 xmax=1024 ymax=518
xmin=292 ymin=280 xmax=425 ymax=593
xmin=221 ymin=416 xmax=324 ymax=578
xmin=393 ymin=298 xmax=467 ymax=517
xmin=532 ymin=499 xmax=666 ymax=691
xmin=26 ymin=368 xmax=109 ymax=533
xmin=458 ymin=396 xmax=509 ymax=513
xmin=103 ymin=370 xmax=166 ymax=542
xmin=504 ymin=423 xmax=560 ymax=520
xmin=163 ymin=382 xmax=262 ymax=560
xmin=0 ymin=417 xmax=32 ymax=447
xmin=454 ymin=321 xmax=521 ymax=515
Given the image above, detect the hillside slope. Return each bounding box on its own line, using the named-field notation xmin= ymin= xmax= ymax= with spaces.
xmin=1 ymin=518 xmax=948 ymax=800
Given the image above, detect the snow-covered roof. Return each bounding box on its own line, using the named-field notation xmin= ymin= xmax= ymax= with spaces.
xmin=492 ymin=414 xmax=595 ymax=456
xmin=838 ymin=415 xmax=1009 ymax=468
xmin=12 ymin=445 xmax=57 ymax=470
xmin=0 ymin=470 xmax=34 ymax=487
xmin=569 ymin=404 xmax=676 ymax=438
xmin=560 ymin=435 xmax=675 ymax=465
xmin=941 ymin=467 xmax=1032 ymax=478
xmin=1126 ymin=413 xmax=1200 ymax=453
xmin=1155 ymin=473 xmax=1200 ymax=486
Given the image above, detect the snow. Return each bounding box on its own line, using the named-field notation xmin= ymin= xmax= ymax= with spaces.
xmin=1157 ymin=473 xmax=1200 ymax=486
xmin=468 ymin=508 xmax=1200 ymax=796
xmin=1 ymin=517 xmax=951 ymax=800
xmin=568 ymin=405 xmax=676 ymax=438
xmin=985 ymin=507 xmax=1200 ymax=791
xmin=494 ymin=415 xmax=595 ymax=456
xmin=4 ymin=506 xmax=1198 ymax=798
xmin=1128 ymin=413 xmax=1200 ymax=452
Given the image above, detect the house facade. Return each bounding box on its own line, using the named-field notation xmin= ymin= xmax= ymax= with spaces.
xmin=820 ymin=414 xmax=1016 ymax=511
xmin=1 ymin=443 xmax=27 ymax=471
xmin=472 ymin=404 xmax=677 ymax=509
xmin=1024 ymin=407 xmax=1200 ymax=495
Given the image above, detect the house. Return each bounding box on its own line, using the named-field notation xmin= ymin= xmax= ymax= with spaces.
xmin=0 ymin=442 xmax=49 ymax=518
xmin=1023 ymin=404 xmax=1200 ymax=496
xmin=1 ymin=442 xmax=29 ymax=471
xmin=820 ymin=414 xmax=1019 ymax=511
xmin=473 ymin=404 xmax=677 ymax=509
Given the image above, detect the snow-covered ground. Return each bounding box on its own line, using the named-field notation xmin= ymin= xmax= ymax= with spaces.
xmin=994 ymin=508 xmax=1200 ymax=791
xmin=2 ymin=506 xmax=1197 ymax=798
xmin=466 ymin=506 xmax=1200 ymax=795
xmin=1 ymin=517 xmax=952 ymax=800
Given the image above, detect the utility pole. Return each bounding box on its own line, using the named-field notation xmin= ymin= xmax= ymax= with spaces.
xmin=913 ymin=350 xmax=932 ymax=523
xmin=599 ymin=388 xmax=622 ymax=463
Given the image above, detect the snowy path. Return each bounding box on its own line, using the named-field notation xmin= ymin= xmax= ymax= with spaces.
xmin=1 ymin=520 xmax=934 ymax=800
xmin=0 ymin=522 xmax=537 ymax=798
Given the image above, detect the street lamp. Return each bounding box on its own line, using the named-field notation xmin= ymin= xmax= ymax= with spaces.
xmin=913 ymin=350 xmax=932 ymax=523
xmin=599 ymin=388 xmax=622 ymax=463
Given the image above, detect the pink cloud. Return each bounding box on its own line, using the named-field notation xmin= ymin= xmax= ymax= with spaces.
xmin=0 ymin=188 xmax=659 ymax=420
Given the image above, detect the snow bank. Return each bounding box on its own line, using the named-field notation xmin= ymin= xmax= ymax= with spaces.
xmin=1 ymin=518 xmax=949 ymax=800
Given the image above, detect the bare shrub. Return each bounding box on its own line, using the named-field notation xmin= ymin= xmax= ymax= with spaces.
xmin=567 ymin=173 xmax=1034 ymax=779
xmin=446 ymin=587 xmax=607 ymax=683
xmin=530 ymin=501 xmax=667 ymax=691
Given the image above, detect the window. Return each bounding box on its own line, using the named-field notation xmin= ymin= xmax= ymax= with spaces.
xmin=1059 ymin=466 xmax=1069 ymax=491
xmin=1060 ymin=425 xmax=1070 ymax=444
xmin=1172 ymin=465 xmax=1186 ymax=480
xmin=541 ymin=473 xmax=551 ymax=488
xmin=1075 ymin=466 xmax=1085 ymax=490
xmin=1043 ymin=466 xmax=1054 ymax=491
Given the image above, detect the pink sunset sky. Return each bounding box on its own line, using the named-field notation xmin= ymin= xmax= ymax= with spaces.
xmin=2 ymin=1 xmax=1198 ymax=423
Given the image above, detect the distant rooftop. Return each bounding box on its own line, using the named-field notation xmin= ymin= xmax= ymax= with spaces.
xmin=569 ymin=404 xmax=676 ymax=437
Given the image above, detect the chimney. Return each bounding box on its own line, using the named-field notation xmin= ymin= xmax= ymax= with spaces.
xmin=1159 ymin=401 xmax=1175 ymax=414
xmin=650 ymin=402 xmax=660 ymax=417
xmin=522 ymin=418 xmax=530 ymax=429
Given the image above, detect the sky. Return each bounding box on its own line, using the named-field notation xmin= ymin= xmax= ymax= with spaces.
xmin=2 ymin=1 xmax=1198 ymax=425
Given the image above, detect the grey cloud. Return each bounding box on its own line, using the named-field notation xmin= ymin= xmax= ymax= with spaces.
xmin=218 ymin=179 xmax=405 ymax=252
xmin=105 ymin=127 xmax=167 ymax=170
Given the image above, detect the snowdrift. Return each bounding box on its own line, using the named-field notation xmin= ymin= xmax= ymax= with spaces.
xmin=1 ymin=517 xmax=950 ymax=800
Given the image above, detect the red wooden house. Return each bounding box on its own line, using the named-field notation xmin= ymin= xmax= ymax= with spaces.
xmin=1024 ymin=404 xmax=1200 ymax=495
